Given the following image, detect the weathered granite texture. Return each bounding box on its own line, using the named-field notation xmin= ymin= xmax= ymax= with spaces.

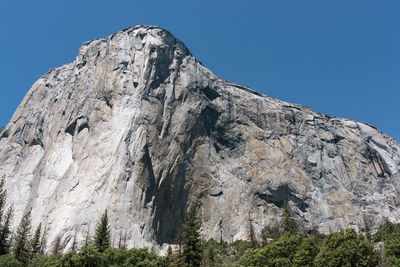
xmin=0 ymin=25 xmax=399 ymax=252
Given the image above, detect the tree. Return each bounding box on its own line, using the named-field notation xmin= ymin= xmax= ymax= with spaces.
xmin=282 ymin=202 xmax=297 ymax=235
xmin=0 ymin=177 xmax=13 ymax=255
xmin=314 ymin=228 xmax=378 ymax=267
xmin=94 ymin=209 xmax=111 ymax=252
xmin=13 ymin=210 xmax=32 ymax=263
xmin=292 ymin=237 xmax=320 ymax=267
xmin=384 ymin=234 xmax=400 ymax=267
xmin=179 ymin=204 xmax=203 ymax=267
xmin=166 ymin=245 xmax=173 ymax=265
xmin=374 ymin=218 xmax=400 ymax=242
xmin=30 ymin=223 xmax=41 ymax=257
xmin=236 ymin=233 xmax=302 ymax=267
xmin=27 ymin=222 xmax=42 ymax=262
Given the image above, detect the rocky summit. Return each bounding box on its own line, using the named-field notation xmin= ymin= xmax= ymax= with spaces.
xmin=0 ymin=25 xmax=399 ymax=252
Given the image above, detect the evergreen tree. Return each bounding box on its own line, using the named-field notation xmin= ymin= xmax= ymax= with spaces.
xmin=0 ymin=177 xmax=13 ymax=255
xmin=179 ymin=204 xmax=203 ymax=267
xmin=30 ymin=223 xmax=41 ymax=257
xmin=0 ymin=206 xmax=13 ymax=255
xmin=94 ymin=209 xmax=111 ymax=252
xmin=282 ymin=202 xmax=297 ymax=235
xmin=13 ymin=210 xmax=32 ymax=263
xmin=165 ymin=245 xmax=173 ymax=266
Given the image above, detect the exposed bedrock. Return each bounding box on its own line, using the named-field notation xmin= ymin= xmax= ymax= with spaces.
xmin=0 ymin=25 xmax=399 ymax=252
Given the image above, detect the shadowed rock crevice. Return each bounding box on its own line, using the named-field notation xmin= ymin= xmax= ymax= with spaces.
xmin=256 ymin=184 xmax=309 ymax=213
xmin=151 ymin=158 xmax=190 ymax=244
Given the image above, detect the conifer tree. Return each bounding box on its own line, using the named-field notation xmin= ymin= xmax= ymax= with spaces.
xmin=179 ymin=204 xmax=203 ymax=267
xmin=0 ymin=177 xmax=13 ymax=255
xmin=13 ymin=210 xmax=32 ymax=263
xmin=30 ymin=223 xmax=41 ymax=257
xmin=94 ymin=209 xmax=111 ymax=252
xmin=282 ymin=202 xmax=297 ymax=235
xmin=0 ymin=206 xmax=13 ymax=255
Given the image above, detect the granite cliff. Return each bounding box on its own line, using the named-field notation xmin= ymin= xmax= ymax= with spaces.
xmin=0 ymin=26 xmax=399 ymax=252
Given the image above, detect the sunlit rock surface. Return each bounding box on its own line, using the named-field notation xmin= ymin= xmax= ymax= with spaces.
xmin=0 ymin=25 xmax=399 ymax=252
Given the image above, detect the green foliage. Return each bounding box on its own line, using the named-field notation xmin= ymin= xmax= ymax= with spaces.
xmin=314 ymin=228 xmax=378 ymax=267
xmin=27 ymin=254 xmax=60 ymax=267
xmin=384 ymin=234 xmax=400 ymax=267
xmin=0 ymin=254 xmax=23 ymax=267
xmin=179 ymin=204 xmax=203 ymax=267
xmin=282 ymin=202 xmax=297 ymax=235
xmin=0 ymin=177 xmax=13 ymax=255
xmin=374 ymin=218 xmax=400 ymax=242
xmin=236 ymin=233 xmax=302 ymax=267
xmin=30 ymin=223 xmax=41 ymax=257
xmin=94 ymin=210 xmax=111 ymax=253
xmin=203 ymin=239 xmax=224 ymax=267
xmin=292 ymin=237 xmax=319 ymax=267
xmin=166 ymin=245 xmax=173 ymax=265
xmin=13 ymin=210 xmax=32 ymax=264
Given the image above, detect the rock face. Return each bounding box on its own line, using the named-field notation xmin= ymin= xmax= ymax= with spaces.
xmin=0 ymin=25 xmax=399 ymax=252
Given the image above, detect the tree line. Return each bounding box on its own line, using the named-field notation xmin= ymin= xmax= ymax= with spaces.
xmin=0 ymin=177 xmax=400 ymax=266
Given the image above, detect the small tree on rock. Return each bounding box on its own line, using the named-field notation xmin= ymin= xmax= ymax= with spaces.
xmin=94 ymin=210 xmax=111 ymax=252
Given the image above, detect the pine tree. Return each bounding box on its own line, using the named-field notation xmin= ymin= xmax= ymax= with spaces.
xmin=94 ymin=209 xmax=111 ymax=252
xmin=179 ymin=204 xmax=203 ymax=267
xmin=13 ymin=210 xmax=32 ymax=263
xmin=282 ymin=202 xmax=297 ymax=235
xmin=30 ymin=223 xmax=41 ymax=257
xmin=0 ymin=177 xmax=13 ymax=255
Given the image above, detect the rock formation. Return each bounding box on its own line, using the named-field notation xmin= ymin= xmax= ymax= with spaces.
xmin=0 ymin=25 xmax=399 ymax=252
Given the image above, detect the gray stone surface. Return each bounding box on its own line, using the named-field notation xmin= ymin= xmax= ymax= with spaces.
xmin=0 ymin=25 xmax=399 ymax=252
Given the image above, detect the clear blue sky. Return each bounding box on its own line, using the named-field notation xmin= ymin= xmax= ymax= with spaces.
xmin=1 ymin=1 xmax=399 ymax=141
